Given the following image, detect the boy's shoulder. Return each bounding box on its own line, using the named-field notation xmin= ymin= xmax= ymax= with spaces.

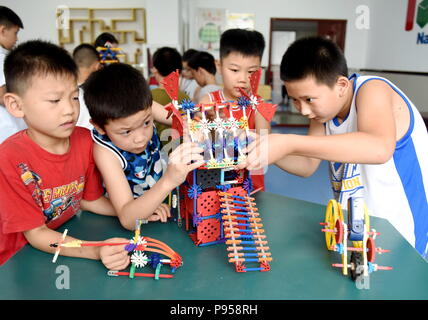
xmin=151 ymin=87 xmax=189 ymax=104
xmin=151 ymin=87 xmax=169 ymax=104
xmin=353 ymin=74 xmax=394 ymax=94
xmin=0 ymin=127 xmax=93 ymax=162
xmin=0 ymin=46 xmax=8 ymax=60
xmin=0 ymin=130 xmax=28 ymax=156
xmin=70 ymin=126 xmax=94 ymax=152
xmin=200 ymin=84 xmax=222 ymax=95
xmin=72 ymin=125 xmax=92 ymax=140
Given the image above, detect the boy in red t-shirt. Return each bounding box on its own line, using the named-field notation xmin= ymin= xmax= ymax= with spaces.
xmin=0 ymin=40 xmax=130 ymax=269
xmin=199 ymin=29 xmax=273 ymax=191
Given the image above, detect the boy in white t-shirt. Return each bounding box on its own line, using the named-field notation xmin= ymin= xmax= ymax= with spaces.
xmin=180 ymin=49 xmax=200 ymax=101
xmin=187 ymin=51 xmax=222 ymax=103
xmin=0 ymin=6 xmax=26 ymax=143
xmin=72 ymin=43 xmax=101 ymax=130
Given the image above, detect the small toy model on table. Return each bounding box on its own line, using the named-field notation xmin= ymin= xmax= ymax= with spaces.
xmin=96 ymin=41 xmax=125 ymax=64
xmin=50 ymin=219 xmax=183 ymax=280
xmin=219 ymin=191 xmax=271 ymax=272
xmin=321 ymin=197 xmax=392 ymax=283
xmin=162 ymin=69 xmax=276 ymax=272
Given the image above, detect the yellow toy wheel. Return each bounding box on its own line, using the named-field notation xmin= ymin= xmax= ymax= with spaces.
xmin=324 ymin=199 xmax=344 ymax=250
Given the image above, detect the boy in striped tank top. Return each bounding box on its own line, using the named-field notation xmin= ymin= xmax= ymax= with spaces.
xmin=84 ymin=63 xmax=204 ymax=231
xmin=199 ymin=29 xmax=275 ymax=192
xmin=238 ymin=37 xmax=428 ymax=259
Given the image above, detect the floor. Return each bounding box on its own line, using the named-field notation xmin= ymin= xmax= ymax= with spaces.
xmin=264 ymin=125 xmax=333 ymax=205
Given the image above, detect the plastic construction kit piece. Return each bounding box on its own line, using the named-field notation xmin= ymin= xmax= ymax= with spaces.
xmin=321 ymin=197 xmax=392 ymax=283
xmin=162 ymin=69 xmax=275 ymax=272
xmin=219 ymin=192 xmax=272 ymax=272
xmin=96 ymin=42 xmax=125 ymax=64
xmin=161 ymin=68 xmax=277 ymax=168
xmin=50 ymin=219 xmax=183 ymax=280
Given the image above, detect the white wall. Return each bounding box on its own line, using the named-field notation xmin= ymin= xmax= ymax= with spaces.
xmin=190 ymin=0 xmax=371 ymax=69
xmin=365 ymin=0 xmax=428 ymax=73
xmin=0 ymin=0 xmax=180 ymax=48
xmin=359 ymin=70 xmax=428 ymax=112
xmin=362 ymin=0 xmax=428 ymax=112
xmin=3 ymin=0 xmax=428 ymax=112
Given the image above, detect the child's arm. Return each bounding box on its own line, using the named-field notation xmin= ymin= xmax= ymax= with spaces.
xmin=152 ymin=100 xmax=172 ymax=126
xmin=94 ymin=142 xmax=204 ymax=230
xmin=24 ymin=224 xmax=130 ymax=270
xmin=239 ymin=122 xmax=323 ymax=177
xmin=254 ymin=112 xmax=271 ymax=134
xmin=80 ymin=196 xmax=116 ymax=216
xmin=241 ymin=80 xmax=397 ymax=174
xmin=270 ymin=120 xmax=324 ymax=177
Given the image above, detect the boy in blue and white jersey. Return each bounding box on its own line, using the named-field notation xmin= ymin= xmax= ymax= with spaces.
xmin=238 ymin=37 xmax=428 ymax=260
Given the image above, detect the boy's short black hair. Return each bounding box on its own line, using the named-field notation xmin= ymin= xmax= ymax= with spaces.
xmin=83 ymin=63 xmax=153 ymax=129
xmin=152 ymin=47 xmax=182 ymax=77
xmin=182 ymin=49 xmax=198 ymax=62
xmin=0 ymin=6 xmax=23 ymax=29
xmin=187 ymin=51 xmax=216 ymax=75
xmin=280 ymin=36 xmax=348 ymax=87
xmin=219 ymin=28 xmax=265 ymax=60
xmin=94 ymin=32 xmax=118 ymax=48
xmin=4 ymin=40 xmax=77 ymax=95
xmin=73 ymin=43 xmax=100 ymax=68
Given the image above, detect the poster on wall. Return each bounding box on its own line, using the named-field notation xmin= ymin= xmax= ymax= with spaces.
xmin=196 ymin=8 xmax=226 ymax=54
xmin=226 ymin=13 xmax=255 ymax=30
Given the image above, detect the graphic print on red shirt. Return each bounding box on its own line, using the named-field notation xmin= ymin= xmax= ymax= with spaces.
xmin=0 ymin=127 xmax=104 ymax=265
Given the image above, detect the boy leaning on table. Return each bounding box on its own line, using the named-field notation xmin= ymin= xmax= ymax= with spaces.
xmin=0 ymin=40 xmax=131 ymax=269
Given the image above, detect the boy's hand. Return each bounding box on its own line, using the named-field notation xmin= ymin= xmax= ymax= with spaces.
xmin=236 ymin=132 xmax=285 ymax=171
xmin=205 ymin=108 xmax=227 ymax=121
xmin=164 ymin=141 xmax=205 ymax=188
xmin=148 ymin=203 xmax=171 ymax=222
xmin=99 ymin=238 xmax=130 ymax=270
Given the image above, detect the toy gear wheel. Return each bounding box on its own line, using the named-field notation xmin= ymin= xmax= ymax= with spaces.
xmin=131 ymin=251 xmax=148 ymax=268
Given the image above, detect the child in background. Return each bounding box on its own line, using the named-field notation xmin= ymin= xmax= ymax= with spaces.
xmin=151 ymin=47 xmax=190 ymax=105
xmin=199 ymin=28 xmax=272 ymax=192
xmin=0 ymin=6 xmax=26 ymax=143
xmin=94 ymin=32 xmax=119 ymax=49
xmin=84 ymin=63 xmax=204 ymax=230
xmin=72 ymin=43 xmax=101 ymax=129
xmin=180 ymin=48 xmax=200 ymax=101
xmin=187 ymin=51 xmax=222 ymax=103
xmin=73 ymin=43 xmax=101 ymax=85
xmin=0 ymin=40 xmax=130 ymax=270
xmin=150 ymin=47 xmax=189 ymax=145
xmin=73 ymin=43 xmax=173 ymax=137
xmin=239 ymin=37 xmax=428 ymax=259
xmin=94 ymin=32 xmax=121 ymax=65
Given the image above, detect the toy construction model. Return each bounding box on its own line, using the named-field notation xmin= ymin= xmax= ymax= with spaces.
xmin=96 ymin=41 xmax=125 ymax=64
xmin=321 ymin=197 xmax=392 ymax=283
xmin=162 ymin=69 xmax=276 ymax=272
xmin=50 ymin=219 xmax=183 ymax=280
xmin=220 ymin=192 xmax=272 ymax=272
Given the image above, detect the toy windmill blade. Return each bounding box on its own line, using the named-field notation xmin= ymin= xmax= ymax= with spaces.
xmin=250 ymin=68 xmax=262 ymax=96
xmin=161 ymin=70 xmax=180 ymax=101
xmin=172 ymin=117 xmax=184 ymax=139
xmin=256 ymin=102 xmax=277 ymax=122
xmin=164 ymin=102 xmax=178 ymax=119
xmin=164 ymin=102 xmax=184 ymax=138
xmin=237 ymin=87 xmax=251 ymax=101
